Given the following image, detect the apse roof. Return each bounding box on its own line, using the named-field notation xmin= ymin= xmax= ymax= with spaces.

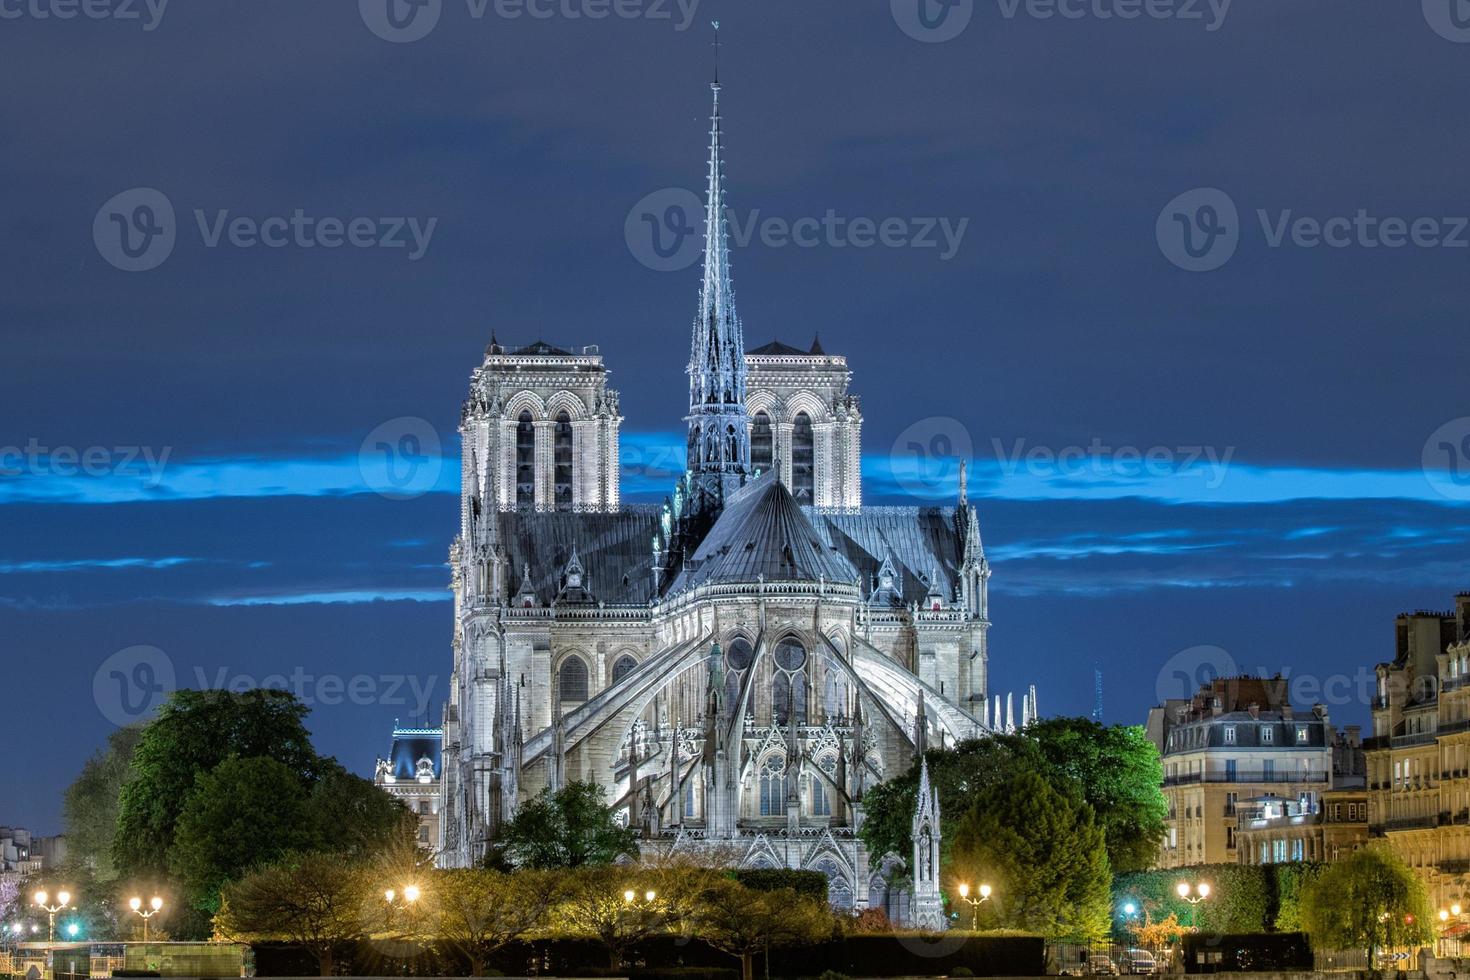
xmin=669 ymin=472 xmax=854 ymax=591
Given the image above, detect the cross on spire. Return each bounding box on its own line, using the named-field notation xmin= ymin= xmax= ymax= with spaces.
xmin=711 ymin=20 xmax=722 ymax=86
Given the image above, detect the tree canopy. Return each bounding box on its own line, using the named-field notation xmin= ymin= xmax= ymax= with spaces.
xmin=216 ymin=852 xmax=372 ymax=978
xmin=948 ymin=769 xmax=1112 ymax=941
xmin=113 ymin=689 xmax=319 ymax=880
xmin=1300 ymin=847 xmax=1433 ymax=960
xmin=488 ymin=781 xmax=639 ymax=870
xmin=63 ymin=724 xmax=143 ymax=883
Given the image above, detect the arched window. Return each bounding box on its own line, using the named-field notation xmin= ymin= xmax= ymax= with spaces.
xmin=687 ymin=424 xmax=701 ymax=467
xmin=792 ymin=412 xmax=814 ymax=501
xmin=726 ymin=425 xmax=739 ymax=467
xmin=515 ymin=411 xmax=536 ymax=510
xmin=611 ymin=654 xmax=638 ymax=685
xmin=553 ymin=410 xmax=573 ymax=511
xmin=773 ymin=669 xmax=808 ymax=727
xmin=558 ymin=655 xmax=589 ymax=703
xmin=759 ymin=755 xmax=787 ymax=816
xmin=751 ymin=411 xmax=773 ymax=474
xmin=811 ymin=755 xmax=836 ymax=817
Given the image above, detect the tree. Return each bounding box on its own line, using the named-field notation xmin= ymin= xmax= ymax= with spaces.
xmin=1133 ymin=913 xmax=1185 ymax=947
xmin=948 ymin=769 xmax=1112 ymax=941
xmin=114 ymin=689 xmax=319 ymax=880
xmin=429 ymin=869 xmax=562 ymax=976
xmin=692 ymin=880 xmax=833 ymax=980
xmin=1027 ymin=718 xmax=1167 ymax=874
xmin=168 ymin=756 xmax=318 ymax=917
xmin=551 ymin=864 xmax=698 ymax=968
xmin=490 ymin=781 xmax=639 ymax=870
xmin=1300 ymin=847 xmax=1433 ymax=962
xmin=63 ymin=725 xmax=143 ymax=882
xmin=216 ymin=853 xmax=371 ymax=977
xmin=308 ymin=761 xmax=416 ymax=856
xmin=859 ymin=735 xmax=1040 ymax=873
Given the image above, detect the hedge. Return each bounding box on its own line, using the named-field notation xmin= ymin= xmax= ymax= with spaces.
xmin=726 ymin=867 xmax=829 ymax=901
xmin=250 ymin=933 xmax=1044 ymax=977
xmin=1113 ymin=863 xmax=1324 ymax=936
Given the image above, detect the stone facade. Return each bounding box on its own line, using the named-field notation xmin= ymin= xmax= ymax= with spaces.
xmin=437 ymin=72 xmax=1033 ymax=923
xmin=1366 ymin=594 xmax=1470 ymax=911
xmin=374 ymin=726 xmax=443 ymax=850
xmin=1148 ymin=677 xmax=1351 ymax=868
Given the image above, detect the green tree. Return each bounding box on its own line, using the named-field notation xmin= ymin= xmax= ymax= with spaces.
xmin=216 ymin=852 xmax=371 ymax=978
xmin=1027 ymin=718 xmax=1167 ymax=873
xmin=490 ymin=781 xmax=639 ymax=870
xmin=114 ymin=689 xmax=319 ymax=880
xmin=948 ymin=770 xmax=1112 ymax=941
xmin=551 ymin=864 xmax=703 ymax=968
xmin=63 ymin=725 xmax=143 ymax=882
xmin=1300 ymin=847 xmax=1433 ymax=962
xmin=428 ymin=868 xmax=562 ymax=976
xmin=308 ymin=761 xmax=416 ymax=856
xmin=859 ymin=735 xmax=1040 ymax=872
xmin=168 ymin=756 xmax=318 ymax=917
xmin=692 ymin=880 xmax=832 ymax=980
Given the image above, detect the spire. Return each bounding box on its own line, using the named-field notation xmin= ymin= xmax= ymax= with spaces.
xmin=685 ymin=23 xmax=751 ymax=507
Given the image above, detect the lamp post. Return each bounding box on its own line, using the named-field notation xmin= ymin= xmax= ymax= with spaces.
xmin=32 ymin=890 xmax=73 ymax=943
xmin=127 ymin=897 xmax=164 ymax=943
xmin=1176 ymin=881 xmax=1210 ymax=931
xmin=383 ymin=884 xmax=421 ymax=932
xmin=955 ymin=882 xmax=992 ymax=931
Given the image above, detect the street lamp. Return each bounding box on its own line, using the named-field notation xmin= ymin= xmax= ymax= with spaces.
xmin=33 ymin=890 xmax=74 ymax=943
xmin=383 ymin=884 xmax=421 ymax=931
xmin=955 ymin=882 xmax=993 ymax=931
xmin=1176 ymin=881 xmax=1210 ymax=931
xmin=127 ymin=896 xmax=164 ymax=942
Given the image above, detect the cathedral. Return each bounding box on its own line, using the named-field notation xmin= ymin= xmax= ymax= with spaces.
xmin=436 ymin=64 xmax=1037 ymax=918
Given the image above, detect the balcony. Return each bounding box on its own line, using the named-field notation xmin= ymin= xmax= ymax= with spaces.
xmin=1163 ymin=770 xmax=1329 ymax=787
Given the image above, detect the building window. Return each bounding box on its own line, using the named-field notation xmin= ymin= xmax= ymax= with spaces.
xmin=553 ymin=410 xmax=573 ymax=511
xmin=773 ymin=668 xmax=808 ymax=727
xmin=1223 ymin=725 xmax=1236 ymax=745
xmin=558 ymin=655 xmax=589 ymax=703
xmin=1262 ymin=725 xmax=1274 ymax=744
xmin=1225 ymin=759 xmax=1237 ymax=782
xmin=1226 ymin=826 xmax=1235 ymax=849
xmin=1262 ymin=759 xmax=1275 ymax=781
xmin=1225 ymin=792 xmax=1238 ymax=816
xmin=1292 ymin=839 xmax=1304 ymax=861
xmin=791 ymin=412 xmax=814 ymax=501
xmin=515 ymin=411 xmax=536 ymax=509
xmin=759 ymin=755 xmax=787 ymax=816
xmin=751 ymin=411 xmax=773 ymax=474
xmin=1296 ymin=725 xmax=1309 ymax=743
xmin=1272 ymin=840 xmax=1287 ymax=863
xmin=611 ymin=654 xmax=638 ymax=685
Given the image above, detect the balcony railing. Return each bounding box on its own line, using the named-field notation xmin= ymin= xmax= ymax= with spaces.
xmin=1164 ymin=771 xmax=1329 ymax=786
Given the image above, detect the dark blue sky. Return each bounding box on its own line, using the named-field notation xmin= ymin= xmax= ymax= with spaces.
xmin=4 ymin=0 xmax=1470 ymax=833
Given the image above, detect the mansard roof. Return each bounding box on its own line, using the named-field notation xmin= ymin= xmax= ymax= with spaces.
xmin=670 ymin=472 xmax=852 ymax=591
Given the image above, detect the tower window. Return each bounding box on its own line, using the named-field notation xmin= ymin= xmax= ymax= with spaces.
xmin=611 ymin=654 xmax=638 ymax=685
xmin=515 ymin=411 xmax=535 ymax=510
xmin=559 ymin=655 xmax=589 ymax=703
xmin=792 ymin=412 xmax=814 ymax=501
xmin=553 ymin=410 xmax=573 ymax=511
xmin=751 ymin=412 xmax=773 ymax=473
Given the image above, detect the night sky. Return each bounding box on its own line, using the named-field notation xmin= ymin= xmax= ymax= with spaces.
xmin=4 ymin=0 xmax=1469 ymax=833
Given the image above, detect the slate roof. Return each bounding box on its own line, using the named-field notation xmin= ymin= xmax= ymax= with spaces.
xmin=670 ymin=473 xmax=853 ymax=591
xmin=749 ymin=338 xmax=821 ymax=356
xmin=496 ymin=491 xmax=966 ymax=607
xmin=500 ymin=507 xmax=661 ymax=606
xmin=389 ymin=727 xmax=443 ymax=780
xmin=813 ymin=507 xmax=962 ymax=604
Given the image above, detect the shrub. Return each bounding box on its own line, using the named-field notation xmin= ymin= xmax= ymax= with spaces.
xmin=951 ymin=968 xmax=974 ymax=977
xmin=728 ymin=868 xmax=828 ymax=901
xmin=851 ymin=907 xmax=891 ymax=933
